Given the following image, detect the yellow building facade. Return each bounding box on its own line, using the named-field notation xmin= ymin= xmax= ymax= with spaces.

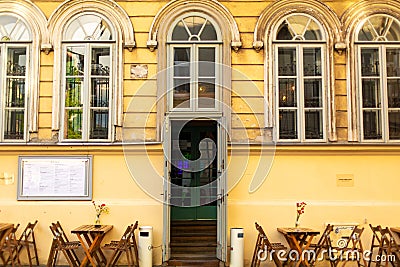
xmin=0 ymin=0 xmax=400 ymax=265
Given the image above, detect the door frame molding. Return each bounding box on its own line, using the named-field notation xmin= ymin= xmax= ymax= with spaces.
xmin=162 ymin=116 xmax=227 ymax=263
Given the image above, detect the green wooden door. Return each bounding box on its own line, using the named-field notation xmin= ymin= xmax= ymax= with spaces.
xmin=170 ymin=120 xmax=218 ymax=220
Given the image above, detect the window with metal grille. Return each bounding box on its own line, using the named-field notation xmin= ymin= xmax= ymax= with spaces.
xmin=0 ymin=15 xmax=30 ymax=141
xmin=61 ymin=14 xmax=114 ymax=141
xmin=357 ymin=14 xmax=400 ymax=141
xmin=273 ymin=14 xmax=327 ymax=142
xmin=167 ymin=15 xmax=222 ymax=113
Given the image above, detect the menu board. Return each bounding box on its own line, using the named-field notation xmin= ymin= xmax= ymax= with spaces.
xmin=18 ymin=156 xmax=92 ymax=200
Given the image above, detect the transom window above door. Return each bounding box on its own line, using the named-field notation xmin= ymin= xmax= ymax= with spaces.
xmin=61 ymin=13 xmax=115 ymax=141
xmin=357 ymin=14 xmax=400 ymax=142
xmin=167 ymin=15 xmax=222 ymax=113
xmin=274 ymin=14 xmax=327 ymax=142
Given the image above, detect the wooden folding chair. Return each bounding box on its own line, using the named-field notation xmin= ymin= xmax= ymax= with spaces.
xmin=251 ymin=222 xmax=287 ymax=267
xmin=308 ymin=224 xmax=334 ymax=267
xmin=47 ymin=222 xmax=81 ymax=267
xmin=378 ymin=227 xmax=400 ymax=267
xmin=368 ymin=224 xmax=385 ymax=267
xmin=103 ymin=222 xmax=139 ymax=267
xmin=13 ymin=220 xmax=39 ymax=267
xmin=332 ymin=226 xmax=367 ymax=267
xmin=0 ymin=224 xmax=21 ymax=267
xmin=130 ymin=221 xmax=139 ymax=265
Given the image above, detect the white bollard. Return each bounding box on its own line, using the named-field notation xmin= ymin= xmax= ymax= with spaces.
xmin=230 ymin=228 xmax=244 ymax=267
xmin=138 ymin=226 xmax=153 ymax=267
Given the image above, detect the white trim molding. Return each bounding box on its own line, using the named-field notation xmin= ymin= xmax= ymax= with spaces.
xmin=254 ymin=0 xmax=343 ymax=142
xmin=341 ymin=0 xmax=400 ymax=142
xmin=147 ymin=0 xmax=242 ymax=52
xmin=0 ymin=0 xmax=47 ymax=137
xmin=48 ymin=0 xmax=136 ymax=139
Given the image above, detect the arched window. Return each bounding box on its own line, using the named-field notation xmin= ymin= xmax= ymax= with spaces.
xmin=61 ymin=13 xmax=115 ymax=141
xmin=274 ymin=14 xmax=327 ymax=141
xmin=356 ymin=14 xmax=400 ymax=141
xmin=0 ymin=14 xmax=31 ymax=141
xmin=167 ymin=14 xmax=222 ymax=112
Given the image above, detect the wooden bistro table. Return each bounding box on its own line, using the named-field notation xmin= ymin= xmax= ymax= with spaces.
xmin=277 ymin=227 xmax=320 ymax=267
xmin=0 ymin=223 xmax=14 ymax=265
xmin=71 ymin=224 xmax=113 ymax=267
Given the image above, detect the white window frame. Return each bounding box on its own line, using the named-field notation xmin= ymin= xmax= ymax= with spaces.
xmin=60 ymin=43 xmax=114 ymax=142
xmin=166 ymin=13 xmax=223 ymax=115
xmin=0 ymin=43 xmax=30 ymax=142
xmin=357 ymin=44 xmax=400 ymax=142
xmin=274 ymin=43 xmax=327 ymax=142
xmin=167 ymin=44 xmax=222 ymax=114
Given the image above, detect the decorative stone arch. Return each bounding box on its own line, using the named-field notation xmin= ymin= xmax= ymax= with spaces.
xmin=147 ymin=0 xmax=242 ymax=140
xmin=253 ymin=0 xmax=343 ymax=142
xmin=0 ymin=0 xmax=47 ymax=136
xmin=341 ymin=0 xmax=400 ymax=142
xmin=48 ymin=0 xmax=136 ymax=138
xmin=147 ymin=0 xmax=241 ymax=52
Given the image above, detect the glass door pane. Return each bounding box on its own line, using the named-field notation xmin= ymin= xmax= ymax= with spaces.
xmin=198 ymin=47 xmax=216 ymax=109
xmin=303 ymin=47 xmax=323 ymax=140
xmin=4 ymin=47 xmax=26 ymax=140
xmin=170 ymin=120 xmax=217 ymax=220
xmin=90 ymin=47 xmax=110 ymax=139
xmin=65 ymin=46 xmax=84 ymax=139
xmin=361 ymin=47 xmax=382 ymax=140
xmin=173 ymin=48 xmax=191 ymax=108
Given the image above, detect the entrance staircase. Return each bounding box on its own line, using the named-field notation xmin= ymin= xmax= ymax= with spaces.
xmin=167 ymin=220 xmax=219 ymax=267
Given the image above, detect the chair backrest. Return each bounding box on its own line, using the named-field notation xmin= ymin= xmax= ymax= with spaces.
xmin=251 ymin=222 xmax=266 ymax=267
xmin=2 ymin=224 xmax=20 ymax=249
xmin=252 ymin=222 xmax=284 ymax=267
xmin=19 ymin=220 xmax=38 ymax=243
xmin=51 ymin=221 xmax=70 ymax=243
xmin=49 ymin=223 xmax=69 ymax=247
xmin=311 ymin=224 xmax=334 ymax=263
xmin=131 ymin=221 xmax=139 ymax=259
xmin=131 ymin=221 xmax=139 ymax=239
xmin=119 ymin=224 xmax=133 ymax=248
xmin=380 ymin=227 xmax=400 ymax=251
xmin=347 ymin=226 xmax=365 ymax=251
xmin=369 ymin=224 xmax=383 ymax=248
xmin=255 ymin=222 xmax=274 ymax=250
xmin=315 ymin=224 xmax=334 ymax=248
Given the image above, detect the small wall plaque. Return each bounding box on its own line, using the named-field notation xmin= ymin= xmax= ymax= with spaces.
xmin=336 ymin=174 xmax=354 ymax=187
xmin=130 ymin=64 xmax=148 ymax=79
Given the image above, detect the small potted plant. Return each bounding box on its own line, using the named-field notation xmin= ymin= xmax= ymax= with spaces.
xmin=92 ymin=201 xmax=109 ymax=227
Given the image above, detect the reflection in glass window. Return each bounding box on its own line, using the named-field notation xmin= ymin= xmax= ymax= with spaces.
xmin=357 ymin=15 xmax=400 ymax=141
xmin=62 ymin=14 xmax=114 ymax=141
xmin=276 ymin=14 xmax=324 ymax=41
xmin=64 ymin=14 xmax=113 ymax=41
xmin=357 ymin=15 xmax=400 ymax=42
xmin=0 ymin=15 xmax=30 ymax=41
xmin=0 ymin=14 xmax=30 ymax=141
xmin=274 ymin=14 xmax=326 ymax=142
xmin=171 ymin=16 xmax=218 ymax=41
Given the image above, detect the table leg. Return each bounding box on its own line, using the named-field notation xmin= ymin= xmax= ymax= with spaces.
xmin=83 ymin=233 xmax=104 ymax=266
xmin=89 ymin=232 xmax=107 ymax=265
xmin=284 ymin=234 xmax=318 ymax=267
xmin=76 ymin=234 xmax=97 ymax=267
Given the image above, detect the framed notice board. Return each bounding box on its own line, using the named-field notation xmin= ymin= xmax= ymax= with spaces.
xmin=18 ymin=156 xmax=93 ymax=200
